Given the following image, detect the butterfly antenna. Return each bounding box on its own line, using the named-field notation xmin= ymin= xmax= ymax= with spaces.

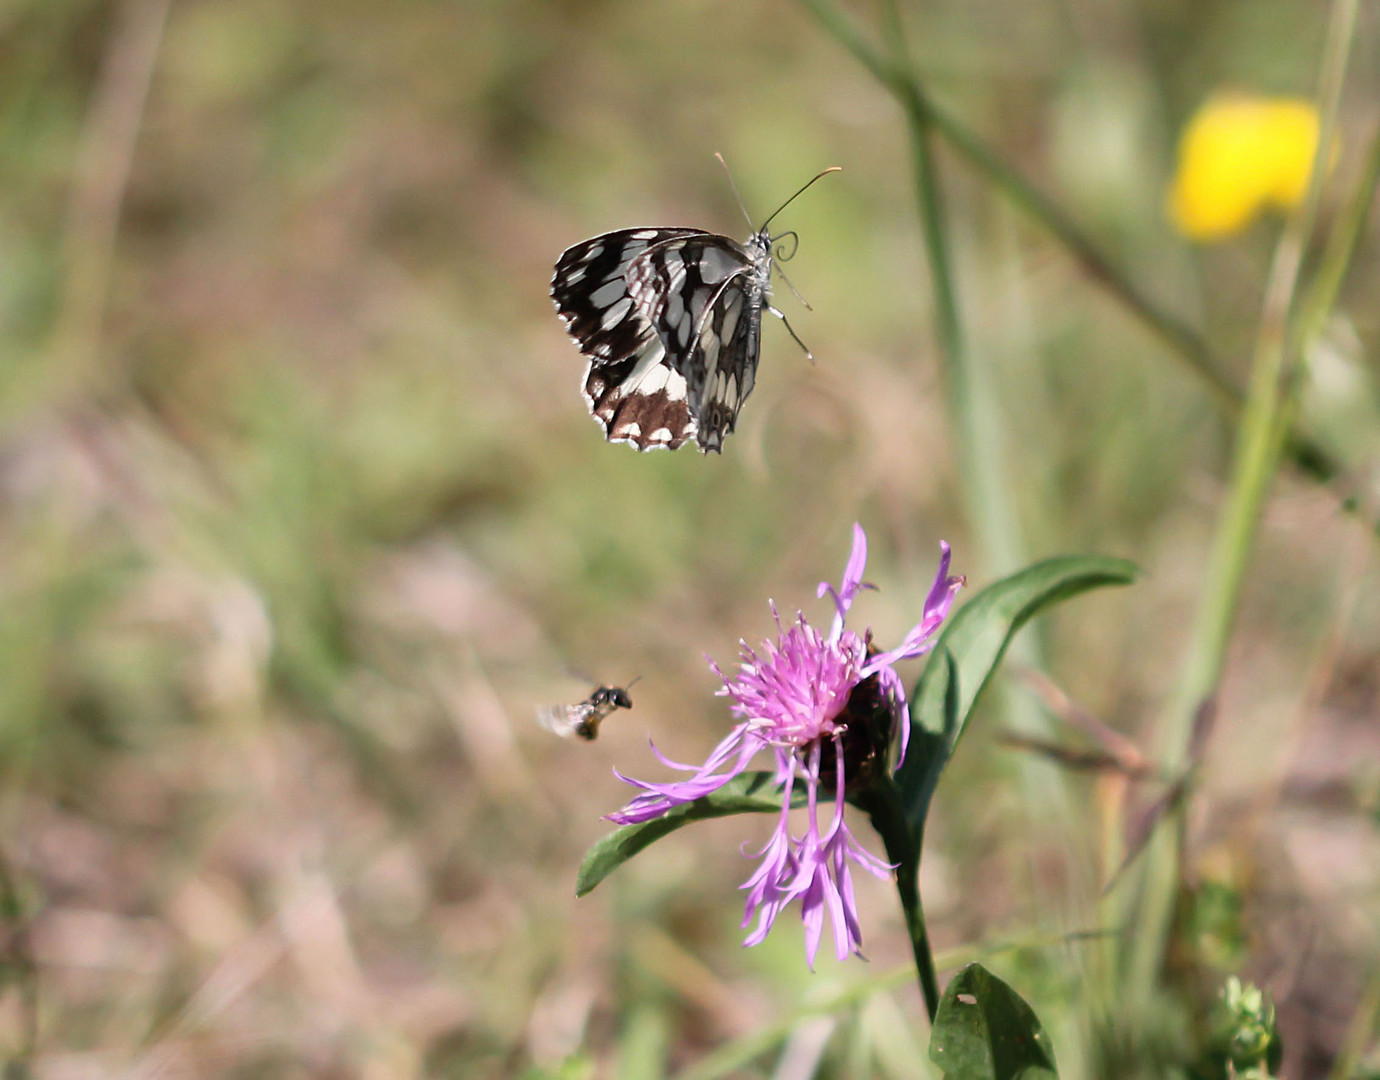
xmin=715 ymin=153 xmax=755 ymax=231
xmin=757 ymin=166 xmax=841 ymax=233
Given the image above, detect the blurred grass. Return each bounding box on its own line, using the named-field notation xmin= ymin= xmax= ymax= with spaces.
xmin=1 ymin=0 xmax=1379 ymax=1076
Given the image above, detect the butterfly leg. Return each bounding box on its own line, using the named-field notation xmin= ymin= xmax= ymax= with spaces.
xmin=765 ymin=303 xmax=816 ymax=365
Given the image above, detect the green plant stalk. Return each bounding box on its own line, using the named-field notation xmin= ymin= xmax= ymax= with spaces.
xmin=615 ymin=897 xmax=672 ymax=1080
xmin=795 ymin=0 xmax=1371 ymax=525
xmin=1295 ymin=119 xmax=1380 ymax=350
xmin=873 ymin=0 xmax=1095 ymax=980
xmin=927 ymin=90 xmax=1361 ymax=514
xmin=798 ymin=0 xmax=1231 ymax=408
xmin=926 ymin=107 xmax=1241 ymax=412
xmin=878 ymin=0 xmax=1093 ymax=880
xmin=887 ymin=44 xmax=1037 ymax=585
xmin=1327 ymin=964 xmax=1380 ymax=1080
xmin=0 ymin=850 xmax=37 ymax=1065
xmin=855 ymin=779 xmax=940 ymax=1023
xmin=870 ymin=2 xmax=970 ymax=453
xmin=886 ymin=57 xmax=1046 ymax=590
xmin=1127 ymin=0 xmax=1359 ymax=999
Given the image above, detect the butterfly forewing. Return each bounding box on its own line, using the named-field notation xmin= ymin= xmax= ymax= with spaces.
xmin=552 ymin=229 xmax=706 ymax=367
xmin=624 ymin=236 xmax=752 ymax=345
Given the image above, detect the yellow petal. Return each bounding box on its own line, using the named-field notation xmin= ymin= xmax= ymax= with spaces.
xmin=1167 ymin=94 xmax=1323 ymax=242
xmin=1258 ymin=99 xmax=1322 ymax=210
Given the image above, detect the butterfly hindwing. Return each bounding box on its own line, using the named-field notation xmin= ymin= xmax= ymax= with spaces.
xmin=582 ymin=333 xmax=696 ymax=451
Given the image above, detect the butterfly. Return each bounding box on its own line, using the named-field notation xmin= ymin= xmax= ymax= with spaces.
xmin=551 ymin=164 xmax=840 ymax=453
xmin=537 ymin=682 xmax=637 ymax=742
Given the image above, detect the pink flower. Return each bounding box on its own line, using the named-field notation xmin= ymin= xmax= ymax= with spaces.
xmin=608 ymin=525 xmax=963 ymax=967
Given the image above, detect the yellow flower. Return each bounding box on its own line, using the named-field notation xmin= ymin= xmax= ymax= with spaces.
xmin=1168 ymin=94 xmax=1325 ymax=242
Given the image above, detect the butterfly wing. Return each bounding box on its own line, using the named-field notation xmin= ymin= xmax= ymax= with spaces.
xmin=626 ymin=237 xmax=763 ymax=453
xmin=552 ymin=228 xmax=708 ymax=367
xmin=685 ymin=276 xmax=760 ymax=452
xmin=581 ymin=333 xmax=696 ymax=451
xmin=553 ymin=228 xmax=712 ymax=452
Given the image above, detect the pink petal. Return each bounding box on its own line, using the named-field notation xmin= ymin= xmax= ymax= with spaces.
xmin=820 ymin=522 xmax=870 ymax=639
xmin=800 ymin=875 xmax=826 ymax=969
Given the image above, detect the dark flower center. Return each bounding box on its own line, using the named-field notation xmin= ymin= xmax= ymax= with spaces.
xmin=817 ymin=672 xmax=892 ymax=794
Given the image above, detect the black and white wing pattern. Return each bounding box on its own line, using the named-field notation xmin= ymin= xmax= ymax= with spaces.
xmin=552 ymin=228 xmax=704 ymax=452
xmin=551 ymin=227 xmax=774 ymax=454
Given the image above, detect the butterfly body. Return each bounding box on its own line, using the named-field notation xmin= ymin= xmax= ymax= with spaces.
xmin=552 ymin=226 xmax=776 ymax=453
xmin=538 ymin=684 xmax=635 ymax=741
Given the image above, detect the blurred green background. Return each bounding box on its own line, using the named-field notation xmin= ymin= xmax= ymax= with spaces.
xmin=2 ymin=0 xmax=1378 ymax=1075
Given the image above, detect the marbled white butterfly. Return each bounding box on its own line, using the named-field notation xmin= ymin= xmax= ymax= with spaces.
xmin=551 ymin=164 xmax=839 ymax=453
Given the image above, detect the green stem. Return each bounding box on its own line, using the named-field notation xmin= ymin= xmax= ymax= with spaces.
xmin=856 ymin=780 xmax=940 ymax=1022
xmin=873 ymin=0 xmax=1041 ymax=596
xmin=1128 ymin=0 xmax=1359 ymax=998
xmin=0 ymin=849 xmax=37 ymax=1065
xmin=878 ymin=22 xmax=965 ymax=396
xmin=1295 ymin=118 xmax=1380 ymax=352
xmin=1168 ymin=0 xmax=1356 ymax=788
xmin=880 ymin=0 xmax=1088 ymax=973
xmin=798 ymin=0 xmax=1230 ymax=408
xmin=794 ymin=0 xmax=1372 ymax=526
xmin=924 ymin=102 xmax=1241 ymax=414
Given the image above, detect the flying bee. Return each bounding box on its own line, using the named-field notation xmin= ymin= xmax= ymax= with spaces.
xmin=538 ymin=680 xmax=638 ymax=741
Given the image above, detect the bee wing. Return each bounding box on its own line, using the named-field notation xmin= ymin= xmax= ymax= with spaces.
xmin=537 ymin=704 xmax=580 ymax=738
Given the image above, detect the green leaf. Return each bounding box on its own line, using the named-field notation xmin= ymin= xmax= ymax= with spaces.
xmin=929 ymin=963 xmax=1058 ymax=1080
xmin=913 ymin=555 xmax=1139 ymax=740
xmin=898 ymin=555 xmax=1139 ymax=830
xmin=576 ymin=771 xmax=802 ymax=896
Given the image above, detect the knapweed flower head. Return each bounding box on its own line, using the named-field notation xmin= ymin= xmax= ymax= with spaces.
xmin=607 ymin=525 xmax=963 ymax=967
xmin=1168 ymin=93 xmax=1328 ymax=242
